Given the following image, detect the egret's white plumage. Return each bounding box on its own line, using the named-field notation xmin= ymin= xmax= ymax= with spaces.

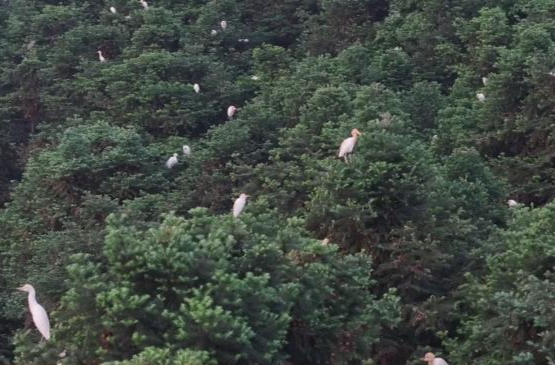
xmin=321 ymin=238 xmax=330 ymax=246
xmin=232 ymin=193 xmax=249 ymax=217
xmin=251 ymin=75 xmax=259 ymax=80
xmin=433 ymin=358 xmax=448 ymax=365
xmin=139 ymin=0 xmax=149 ymax=10
xmin=166 ymin=153 xmax=178 ymax=169
xmin=508 ymin=199 xmax=518 ymax=208
xmin=220 ymin=20 xmax=227 ymax=30
xmin=238 ymin=38 xmax=249 ymax=43
xmin=227 ymin=105 xmax=237 ymax=118
xmin=338 ymin=128 xmax=362 ymax=163
xmin=17 ymin=284 xmax=50 ymax=341
xmin=97 ymin=50 xmax=106 ymax=62
xmin=193 ymin=83 xmax=200 ymax=93
xmin=422 ymin=353 xmax=449 ymax=365
xmin=183 ymin=145 xmax=191 ymax=156
xmin=110 ymin=6 xmax=117 ymax=14
xmin=477 ymin=93 xmax=486 ymax=102
xmin=482 ymin=77 xmax=488 ymax=85
xmin=211 ymin=29 xmax=218 ymax=36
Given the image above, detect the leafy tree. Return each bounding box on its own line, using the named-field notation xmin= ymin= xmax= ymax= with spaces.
xmin=0 ymin=121 xmax=168 ymax=333
xmin=3 ymin=0 xmax=555 ymax=363
xmin=12 ymin=208 xmax=399 ymax=365
xmin=447 ymin=203 xmax=555 ymax=365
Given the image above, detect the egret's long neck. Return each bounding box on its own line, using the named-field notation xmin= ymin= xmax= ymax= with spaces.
xmin=27 ymin=288 xmax=37 ymax=305
xmin=352 ymin=134 xmax=358 ymax=141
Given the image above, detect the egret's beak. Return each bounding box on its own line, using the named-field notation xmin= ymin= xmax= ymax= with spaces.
xmin=16 ymin=286 xmax=25 ymax=291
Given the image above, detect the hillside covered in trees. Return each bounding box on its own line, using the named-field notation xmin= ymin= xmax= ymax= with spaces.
xmin=1 ymin=0 xmax=555 ymax=364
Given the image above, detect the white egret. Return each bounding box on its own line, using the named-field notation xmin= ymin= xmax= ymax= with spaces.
xmin=482 ymin=77 xmax=488 ymax=85
xmin=338 ymin=128 xmax=362 ymax=163
xmin=110 ymin=6 xmax=117 ymax=14
xmin=139 ymin=0 xmax=149 ymax=10
xmin=183 ymin=145 xmax=191 ymax=156
xmin=321 ymin=238 xmax=330 ymax=246
xmin=477 ymin=93 xmax=486 ymax=102
xmin=193 ymin=83 xmax=200 ymax=93
xmin=220 ymin=20 xmax=227 ymax=30
xmin=251 ymin=75 xmax=259 ymax=80
xmin=211 ymin=29 xmax=218 ymax=36
xmin=508 ymin=199 xmax=518 ymax=208
xmin=227 ymin=105 xmax=237 ymax=119
xmin=17 ymin=284 xmax=50 ymax=341
xmin=422 ymin=352 xmax=448 ymax=365
xmin=549 ymin=71 xmax=555 ymax=77
xmin=232 ymin=193 xmax=249 ymax=217
xmin=166 ymin=153 xmax=178 ymax=169
xmin=97 ymin=50 xmax=106 ymax=63
xmin=238 ymin=38 xmax=249 ymax=43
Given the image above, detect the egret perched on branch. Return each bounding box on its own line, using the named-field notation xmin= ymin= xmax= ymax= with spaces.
xmin=482 ymin=77 xmax=488 ymax=85
xmin=233 ymin=193 xmax=249 ymax=217
xmin=193 ymin=83 xmax=200 ymax=93
xmin=220 ymin=20 xmax=227 ymax=30
xmin=338 ymin=128 xmax=362 ymax=163
xmin=508 ymin=199 xmax=518 ymax=208
xmin=97 ymin=50 xmax=106 ymax=63
xmin=139 ymin=0 xmax=149 ymax=10
xmin=476 ymin=93 xmax=486 ymax=102
xmin=421 ymin=352 xmax=448 ymax=365
xmin=110 ymin=6 xmax=117 ymax=14
xmin=251 ymin=75 xmax=259 ymax=80
xmin=211 ymin=29 xmax=218 ymax=36
xmin=321 ymin=238 xmax=330 ymax=246
xmin=166 ymin=153 xmax=178 ymax=169
xmin=17 ymin=284 xmax=50 ymax=341
xmin=183 ymin=145 xmax=191 ymax=156
xmin=227 ymin=105 xmax=237 ymax=119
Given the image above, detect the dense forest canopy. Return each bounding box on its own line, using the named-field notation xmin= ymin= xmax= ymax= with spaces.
xmin=1 ymin=0 xmax=555 ymax=364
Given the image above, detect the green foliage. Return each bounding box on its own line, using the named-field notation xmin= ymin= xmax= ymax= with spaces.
xmin=105 ymin=347 xmax=217 ymax=365
xmin=0 ymin=121 xmax=168 ymax=332
xmin=13 ymin=209 xmax=399 ymax=365
xmin=447 ymin=203 xmax=555 ymax=365
xmin=2 ymin=0 xmax=555 ymax=364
